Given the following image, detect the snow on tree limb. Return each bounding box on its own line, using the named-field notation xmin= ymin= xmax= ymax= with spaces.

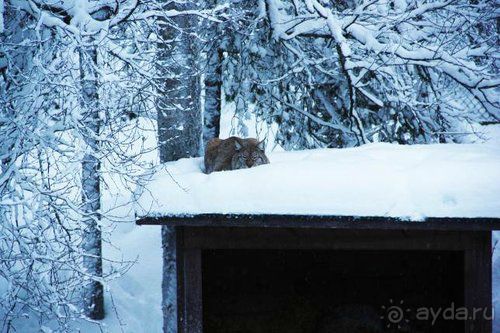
xmin=243 ymin=0 xmax=497 ymax=147
xmin=0 ymin=0 xmax=222 ymax=329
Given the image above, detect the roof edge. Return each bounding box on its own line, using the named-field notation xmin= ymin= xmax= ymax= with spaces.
xmin=136 ymin=213 xmax=500 ymax=231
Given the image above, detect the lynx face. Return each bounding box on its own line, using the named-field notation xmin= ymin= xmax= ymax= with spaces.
xmin=231 ymin=140 xmax=269 ymax=170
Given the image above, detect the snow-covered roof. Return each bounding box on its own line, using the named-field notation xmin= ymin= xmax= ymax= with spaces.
xmin=135 ymin=142 xmax=500 ymax=221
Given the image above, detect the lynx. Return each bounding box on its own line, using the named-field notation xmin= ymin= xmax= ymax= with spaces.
xmin=204 ymin=137 xmax=269 ymax=174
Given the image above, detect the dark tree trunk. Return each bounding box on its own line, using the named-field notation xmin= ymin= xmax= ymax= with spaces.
xmin=156 ymin=3 xmax=203 ymax=332
xmin=79 ymin=40 xmax=104 ymax=320
xmin=157 ymin=3 xmax=202 ymax=162
xmin=203 ymin=47 xmax=223 ymax=148
xmin=162 ymin=225 xmax=180 ymax=333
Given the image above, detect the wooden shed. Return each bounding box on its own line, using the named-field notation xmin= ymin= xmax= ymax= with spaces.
xmin=137 ymin=215 xmax=500 ymax=333
xmin=136 ymin=143 xmax=500 ymax=332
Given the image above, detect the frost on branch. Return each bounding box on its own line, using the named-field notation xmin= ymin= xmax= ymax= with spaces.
xmin=0 ymin=0 xmax=184 ymax=329
xmin=224 ymin=0 xmax=498 ymax=148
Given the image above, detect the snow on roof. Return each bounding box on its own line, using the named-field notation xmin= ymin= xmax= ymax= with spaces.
xmin=135 ymin=142 xmax=500 ymax=221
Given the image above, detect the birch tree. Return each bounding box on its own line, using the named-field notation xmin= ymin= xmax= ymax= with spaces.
xmin=79 ymin=38 xmax=104 ymax=319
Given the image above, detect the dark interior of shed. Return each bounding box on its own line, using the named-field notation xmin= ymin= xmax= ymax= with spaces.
xmin=202 ymin=249 xmax=464 ymax=333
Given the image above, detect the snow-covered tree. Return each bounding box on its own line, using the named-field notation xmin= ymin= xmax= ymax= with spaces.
xmin=223 ymin=0 xmax=499 ymax=148
xmin=0 ymin=0 xmax=141 ymax=325
xmin=202 ymin=13 xmax=224 ymax=147
xmin=79 ymin=38 xmax=105 ymax=320
xmin=200 ymin=0 xmax=249 ymax=147
xmin=0 ymin=0 xmax=224 ymax=329
xmin=1 ymin=0 xmax=497 ymax=330
xmin=157 ymin=1 xmax=204 ymax=161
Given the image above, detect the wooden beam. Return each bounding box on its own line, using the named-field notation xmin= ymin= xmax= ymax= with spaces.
xmin=183 ymin=227 xmax=473 ymax=251
xmin=137 ymin=214 xmax=500 ymax=231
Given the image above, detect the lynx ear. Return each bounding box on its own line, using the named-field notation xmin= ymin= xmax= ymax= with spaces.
xmin=257 ymin=139 xmax=266 ymax=150
xmin=234 ymin=140 xmax=243 ymax=151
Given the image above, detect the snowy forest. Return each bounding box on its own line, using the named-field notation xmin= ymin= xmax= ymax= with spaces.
xmin=0 ymin=0 xmax=499 ymax=332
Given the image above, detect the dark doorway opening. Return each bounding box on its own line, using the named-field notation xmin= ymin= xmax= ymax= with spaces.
xmin=202 ymin=249 xmax=463 ymax=332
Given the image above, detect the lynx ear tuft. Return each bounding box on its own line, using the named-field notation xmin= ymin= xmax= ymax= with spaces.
xmin=234 ymin=140 xmax=243 ymax=151
xmin=257 ymin=140 xmax=266 ymax=150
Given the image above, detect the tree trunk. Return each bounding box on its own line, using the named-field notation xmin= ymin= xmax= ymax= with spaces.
xmin=157 ymin=3 xmax=202 ymax=162
xmin=162 ymin=225 xmax=179 ymax=333
xmin=79 ymin=40 xmax=104 ymax=320
xmin=203 ymin=47 xmax=223 ymax=148
xmin=157 ymin=3 xmax=203 ymax=332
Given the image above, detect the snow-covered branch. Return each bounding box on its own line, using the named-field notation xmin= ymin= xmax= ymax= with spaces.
xmin=244 ymin=0 xmax=498 ymax=146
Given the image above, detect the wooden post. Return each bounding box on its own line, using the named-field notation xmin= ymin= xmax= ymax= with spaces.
xmin=182 ymin=249 xmax=202 ymax=333
xmin=464 ymin=231 xmax=492 ymax=333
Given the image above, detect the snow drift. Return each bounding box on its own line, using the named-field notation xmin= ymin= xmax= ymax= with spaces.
xmin=136 ymin=141 xmax=500 ymax=220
